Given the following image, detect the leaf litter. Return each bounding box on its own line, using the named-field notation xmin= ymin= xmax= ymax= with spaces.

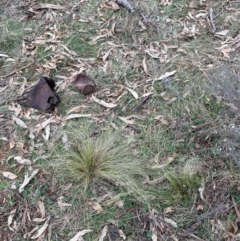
xmin=1 ymin=0 xmax=240 ymax=240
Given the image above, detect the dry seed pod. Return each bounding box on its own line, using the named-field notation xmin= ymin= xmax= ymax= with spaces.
xmin=74 ymin=73 xmax=96 ymax=95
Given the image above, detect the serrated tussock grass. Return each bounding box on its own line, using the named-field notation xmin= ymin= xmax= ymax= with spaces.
xmin=52 ymin=124 xmax=146 ymax=199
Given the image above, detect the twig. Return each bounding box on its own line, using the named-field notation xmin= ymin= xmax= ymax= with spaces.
xmin=0 ymin=60 xmax=35 ymax=79
xmin=132 ymin=96 xmax=150 ymax=112
xmin=213 ymin=8 xmax=224 ymax=20
xmin=232 ymin=196 xmax=240 ymax=221
xmin=209 ymin=8 xmax=216 ymax=33
xmin=4 ymin=0 xmax=12 ymax=7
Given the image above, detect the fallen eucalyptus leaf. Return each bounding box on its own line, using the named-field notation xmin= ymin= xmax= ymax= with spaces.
xmin=14 ymin=156 xmax=32 ymax=165
xmin=2 ymin=171 xmax=18 ymax=180
xmin=19 ymin=169 xmax=39 ymax=193
xmin=92 ymin=95 xmax=117 ymax=108
xmin=65 ymin=114 xmax=92 ymax=120
xmin=70 ymin=229 xmax=92 ymax=241
xmin=88 ymin=201 xmax=103 ymax=212
xmin=30 ymin=216 xmax=50 ymax=239
xmin=98 ymin=225 xmax=108 ymax=241
xmin=125 ymin=87 xmax=138 ymax=99
xmin=13 ymin=116 xmax=27 ymax=128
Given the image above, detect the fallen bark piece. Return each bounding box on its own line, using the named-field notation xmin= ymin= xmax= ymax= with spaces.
xmin=74 ymin=73 xmax=96 ymax=95
xmin=18 ymin=77 xmax=60 ymax=111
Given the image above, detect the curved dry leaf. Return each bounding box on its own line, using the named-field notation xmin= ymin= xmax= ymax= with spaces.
xmin=35 ymin=117 xmax=56 ymax=130
xmin=119 ymin=116 xmax=135 ymax=125
xmin=70 ymin=229 xmax=92 ymax=241
xmin=14 ymin=156 xmax=32 ymax=165
xmin=215 ymin=30 xmax=229 ymax=36
xmin=164 ymin=217 xmax=177 ymax=228
xmin=13 ymin=116 xmax=27 ymax=129
xmin=33 ymin=218 xmax=46 ymax=223
xmin=36 ymin=4 xmax=64 ymax=10
xmin=88 ymin=201 xmax=103 ymax=212
xmin=19 ymin=169 xmax=39 ymax=193
xmin=145 ymin=49 xmax=160 ymax=58
xmin=8 ymin=208 xmax=17 ymax=231
xmin=42 ymin=125 xmax=50 ymax=140
xmin=2 ymin=171 xmax=18 ymax=180
xmin=103 ymin=48 xmax=113 ymax=62
xmin=66 ymin=105 xmax=89 ymax=115
xmin=66 ymin=114 xmax=92 ymax=120
xmin=92 ymin=95 xmax=117 ymax=108
xmin=146 ymin=70 xmax=177 ymax=82
xmin=38 ymin=201 xmax=45 ymax=219
xmin=143 ymin=56 xmax=148 ymax=74
xmin=98 ymin=225 xmax=108 ymax=241
xmin=125 ymin=87 xmax=138 ymax=99
xmin=30 ymin=217 xmax=50 ymax=239
xmin=159 ymin=70 xmax=176 ymax=80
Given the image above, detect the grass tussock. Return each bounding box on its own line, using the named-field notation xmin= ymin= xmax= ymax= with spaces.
xmin=52 ymin=124 xmax=145 ymax=197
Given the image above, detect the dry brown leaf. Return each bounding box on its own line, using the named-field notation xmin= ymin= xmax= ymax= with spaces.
xmin=38 ymin=201 xmax=45 ymax=219
xmin=98 ymin=225 xmax=108 ymax=241
xmin=35 ymin=117 xmax=60 ymax=131
xmin=65 ymin=114 xmax=92 ymax=120
xmin=57 ymin=196 xmax=72 ymax=210
xmin=151 ymin=155 xmax=176 ymax=169
xmin=154 ymin=115 xmax=168 ymax=125
xmin=145 ymin=49 xmax=160 ymax=58
xmin=2 ymin=171 xmax=18 ymax=180
xmin=119 ymin=116 xmax=135 ymax=124
xmin=143 ymin=56 xmax=148 ymax=74
xmin=13 ymin=116 xmax=27 ymax=129
xmin=116 ymin=200 xmax=124 ymax=208
xmin=70 ymin=229 xmax=92 ymax=241
xmin=151 ymin=227 xmax=158 ymax=241
xmin=164 ymin=217 xmax=177 ymax=228
xmin=215 ymin=30 xmax=229 ymax=36
xmin=125 ymin=87 xmax=138 ymax=99
xmin=8 ymin=208 xmax=17 ymax=231
xmin=14 ymin=156 xmax=32 ymax=165
xmin=0 ymin=149 xmax=4 ymax=164
xmin=92 ymin=95 xmax=117 ymax=108
xmin=197 ymin=204 xmax=204 ymax=211
xmin=146 ymin=70 xmax=177 ymax=82
xmin=166 ymin=97 xmax=177 ymax=105
xmin=198 ymin=184 xmax=205 ymax=201
xmin=119 ymin=229 xmax=126 ymax=240
xmin=42 ymin=125 xmax=50 ymax=140
xmin=66 ymin=105 xmax=89 ymax=115
xmin=88 ymin=201 xmax=104 ymax=212
xmin=103 ymin=48 xmax=113 ymax=62
xmin=33 ymin=218 xmax=46 ymax=223
xmin=164 ymin=207 xmax=175 ymax=214
xmin=36 ymin=4 xmax=64 ymax=10
xmin=144 ymin=176 xmax=165 ymax=185
xmin=19 ymin=169 xmax=39 ymax=193
xmin=30 ymin=216 xmax=50 ymax=239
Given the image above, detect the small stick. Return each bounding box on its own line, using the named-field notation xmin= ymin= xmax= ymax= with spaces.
xmin=0 ymin=60 xmax=35 ymax=79
xmin=209 ymin=8 xmax=216 ymax=33
xmin=213 ymin=8 xmax=224 ymax=20
xmin=232 ymin=196 xmax=240 ymax=221
xmin=132 ymin=96 xmax=150 ymax=112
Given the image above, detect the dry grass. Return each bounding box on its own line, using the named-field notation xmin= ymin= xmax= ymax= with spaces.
xmin=51 ymin=124 xmax=145 ymax=198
